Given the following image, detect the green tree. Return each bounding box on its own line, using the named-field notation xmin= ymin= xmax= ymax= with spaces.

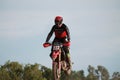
xmin=1 ymin=61 xmax=118 ymax=80
xmin=64 ymin=70 xmax=85 ymax=80
xmin=69 ymin=71 xmax=80 ymax=80
xmin=0 ymin=66 xmax=11 ymax=80
xmin=0 ymin=61 xmax=47 ymax=80
xmin=97 ymin=65 xmax=110 ymax=80
xmin=23 ymin=63 xmax=46 ymax=80
xmin=86 ymin=65 xmax=98 ymax=80
xmin=111 ymin=72 xmax=120 ymax=80
xmin=40 ymin=65 xmax=52 ymax=80
xmin=0 ymin=60 xmax=23 ymax=80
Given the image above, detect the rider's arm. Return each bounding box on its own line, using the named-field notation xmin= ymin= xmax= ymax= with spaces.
xmin=64 ymin=24 xmax=70 ymax=42
xmin=45 ymin=26 xmax=55 ymax=42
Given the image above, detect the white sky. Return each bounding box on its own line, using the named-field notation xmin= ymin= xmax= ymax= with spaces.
xmin=0 ymin=0 xmax=120 ymax=76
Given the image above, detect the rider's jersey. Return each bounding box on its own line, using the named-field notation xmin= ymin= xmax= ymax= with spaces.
xmin=46 ymin=23 xmax=70 ymax=42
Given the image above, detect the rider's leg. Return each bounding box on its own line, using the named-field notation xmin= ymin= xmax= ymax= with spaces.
xmin=63 ymin=46 xmax=71 ymax=69
xmin=66 ymin=52 xmax=71 ymax=69
xmin=49 ymin=46 xmax=53 ymax=59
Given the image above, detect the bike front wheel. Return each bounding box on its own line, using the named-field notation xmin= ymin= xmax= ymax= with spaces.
xmin=52 ymin=62 xmax=61 ymax=80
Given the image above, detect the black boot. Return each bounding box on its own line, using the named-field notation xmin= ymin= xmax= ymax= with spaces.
xmin=66 ymin=56 xmax=72 ymax=69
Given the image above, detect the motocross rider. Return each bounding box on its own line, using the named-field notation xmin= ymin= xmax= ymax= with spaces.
xmin=43 ymin=16 xmax=71 ymax=69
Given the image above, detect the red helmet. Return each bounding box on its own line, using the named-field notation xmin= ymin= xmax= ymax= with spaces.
xmin=55 ymin=16 xmax=63 ymax=25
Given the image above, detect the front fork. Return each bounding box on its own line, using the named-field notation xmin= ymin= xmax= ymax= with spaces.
xmin=58 ymin=54 xmax=61 ymax=75
xmin=52 ymin=52 xmax=61 ymax=78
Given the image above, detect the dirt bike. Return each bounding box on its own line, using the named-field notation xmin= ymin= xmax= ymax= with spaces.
xmin=43 ymin=41 xmax=71 ymax=80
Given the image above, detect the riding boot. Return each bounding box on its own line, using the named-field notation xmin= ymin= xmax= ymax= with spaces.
xmin=66 ymin=53 xmax=72 ymax=69
xmin=68 ymin=57 xmax=72 ymax=69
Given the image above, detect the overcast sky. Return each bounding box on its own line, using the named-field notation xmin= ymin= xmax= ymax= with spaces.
xmin=0 ymin=0 xmax=120 ymax=76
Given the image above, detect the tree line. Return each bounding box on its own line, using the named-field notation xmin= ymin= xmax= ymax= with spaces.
xmin=0 ymin=61 xmax=119 ymax=80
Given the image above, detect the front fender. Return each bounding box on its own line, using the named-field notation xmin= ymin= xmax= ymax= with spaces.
xmin=52 ymin=51 xmax=60 ymax=60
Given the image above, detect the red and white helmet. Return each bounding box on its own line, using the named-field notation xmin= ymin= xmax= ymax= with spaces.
xmin=54 ymin=16 xmax=63 ymax=25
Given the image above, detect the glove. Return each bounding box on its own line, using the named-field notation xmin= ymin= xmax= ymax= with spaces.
xmin=43 ymin=42 xmax=51 ymax=48
xmin=67 ymin=41 xmax=71 ymax=46
xmin=64 ymin=41 xmax=70 ymax=47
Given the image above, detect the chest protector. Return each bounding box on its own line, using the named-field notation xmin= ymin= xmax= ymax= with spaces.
xmin=54 ymin=26 xmax=67 ymax=38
